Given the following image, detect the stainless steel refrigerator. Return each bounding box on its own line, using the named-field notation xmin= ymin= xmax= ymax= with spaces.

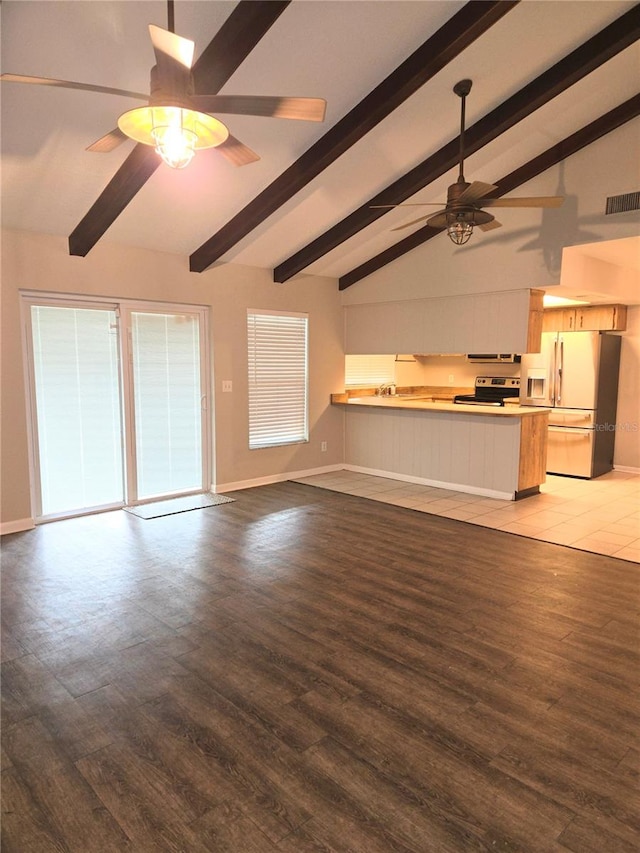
xmin=521 ymin=331 xmax=621 ymax=478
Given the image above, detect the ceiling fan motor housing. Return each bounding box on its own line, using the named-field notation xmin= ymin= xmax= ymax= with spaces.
xmin=447 ymin=180 xmax=471 ymax=204
xmin=428 ymin=204 xmax=495 ymax=230
xmin=149 ymin=64 xmax=195 ymax=109
xmin=453 ymin=207 xmax=494 ymax=226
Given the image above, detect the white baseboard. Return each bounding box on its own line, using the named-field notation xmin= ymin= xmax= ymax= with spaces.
xmin=1 ymin=517 xmax=36 ymax=536
xmin=613 ymin=464 xmax=640 ymax=474
xmin=213 ymin=464 xmax=345 ymax=494
xmin=344 ymin=464 xmax=515 ymax=501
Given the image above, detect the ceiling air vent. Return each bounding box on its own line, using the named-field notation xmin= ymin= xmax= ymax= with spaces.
xmin=605 ymin=191 xmax=640 ymax=215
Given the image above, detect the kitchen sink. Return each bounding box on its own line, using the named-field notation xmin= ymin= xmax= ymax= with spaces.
xmin=348 ymin=395 xmax=436 ymax=403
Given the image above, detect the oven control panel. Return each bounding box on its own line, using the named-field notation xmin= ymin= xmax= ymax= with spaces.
xmin=475 ymin=376 xmax=520 ymax=390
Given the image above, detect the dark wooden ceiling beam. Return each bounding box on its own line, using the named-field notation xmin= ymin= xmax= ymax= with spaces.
xmin=188 ymin=0 xmax=520 ymax=273
xmin=339 ymin=93 xmax=640 ymax=290
xmin=68 ymin=0 xmax=290 ymax=257
xmin=274 ymin=4 xmax=640 ymax=283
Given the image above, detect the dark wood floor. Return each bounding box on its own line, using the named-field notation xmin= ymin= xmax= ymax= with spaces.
xmin=1 ymin=482 xmax=638 ymax=852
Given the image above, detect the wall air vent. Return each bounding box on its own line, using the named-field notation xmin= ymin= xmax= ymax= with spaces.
xmin=605 ymin=191 xmax=640 ymax=215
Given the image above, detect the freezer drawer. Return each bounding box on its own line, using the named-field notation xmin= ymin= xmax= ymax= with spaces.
xmin=546 ymin=426 xmax=594 ymax=478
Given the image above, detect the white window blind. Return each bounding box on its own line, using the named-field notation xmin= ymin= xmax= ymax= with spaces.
xmin=345 ymin=354 xmax=396 ymax=388
xmin=247 ymin=310 xmax=308 ymax=449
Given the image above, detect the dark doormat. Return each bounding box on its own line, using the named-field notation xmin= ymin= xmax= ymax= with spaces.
xmin=124 ymin=493 xmax=235 ymax=519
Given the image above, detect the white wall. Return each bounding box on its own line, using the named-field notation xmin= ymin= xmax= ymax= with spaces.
xmin=561 ymin=247 xmax=640 ymax=303
xmin=1 ymin=230 xmax=345 ymax=528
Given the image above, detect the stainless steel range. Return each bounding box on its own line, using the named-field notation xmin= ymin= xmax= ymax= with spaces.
xmin=454 ymin=376 xmax=520 ymax=407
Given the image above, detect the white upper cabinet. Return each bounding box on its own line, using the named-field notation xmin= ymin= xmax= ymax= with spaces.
xmin=345 ymin=289 xmax=535 ymax=354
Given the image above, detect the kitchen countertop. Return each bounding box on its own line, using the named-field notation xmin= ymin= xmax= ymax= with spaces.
xmin=332 ymin=395 xmax=549 ymax=418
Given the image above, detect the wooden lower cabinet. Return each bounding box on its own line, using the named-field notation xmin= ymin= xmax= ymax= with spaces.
xmin=518 ymin=412 xmax=548 ymax=493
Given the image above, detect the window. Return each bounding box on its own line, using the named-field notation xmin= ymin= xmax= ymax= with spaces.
xmin=247 ymin=310 xmax=308 ymax=449
xmin=345 ymin=354 xmax=396 ymax=388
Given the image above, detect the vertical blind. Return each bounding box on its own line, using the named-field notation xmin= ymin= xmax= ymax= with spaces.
xmin=247 ymin=310 xmax=308 ymax=449
xmin=131 ymin=312 xmax=202 ymax=498
xmin=30 ymin=305 xmax=124 ymax=515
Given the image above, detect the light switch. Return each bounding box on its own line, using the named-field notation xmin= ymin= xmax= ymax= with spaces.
xmin=222 ymin=380 xmax=232 ymax=393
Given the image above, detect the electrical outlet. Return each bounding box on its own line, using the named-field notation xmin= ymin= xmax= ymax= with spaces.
xmin=321 ymin=441 xmax=327 ymax=452
xmin=222 ymin=380 xmax=232 ymax=393
xmin=448 ymin=374 xmax=454 ymax=385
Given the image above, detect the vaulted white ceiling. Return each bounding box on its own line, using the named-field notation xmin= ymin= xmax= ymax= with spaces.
xmin=2 ymin=0 xmax=638 ymax=285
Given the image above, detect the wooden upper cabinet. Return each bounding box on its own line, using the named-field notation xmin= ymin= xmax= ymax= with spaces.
xmin=576 ymin=304 xmax=627 ymax=331
xmin=542 ymin=307 xmax=577 ymax=332
xmin=542 ymin=304 xmax=627 ymax=332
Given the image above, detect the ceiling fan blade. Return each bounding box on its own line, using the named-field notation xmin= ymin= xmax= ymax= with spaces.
xmin=149 ymin=24 xmax=195 ymax=69
xmin=457 ymin=181 xmax=499 ymax=203
xmin=391 ymin=213 xmax=437 ymax=231
xmin=478 ymin=196 xmax=564 ymax=208
xmin=191 ymin=94 xmax=326 ymax=122
xmin=215 ymin=134 xmax=260 ymax=167
xmin=478 ymin=219 xmax=502 ymax=231
xmin=149 ymin=24 xmax=194 ymax=94
xmin=426 ymin=212 xmax=449 ymax=229
xmin=86 ymin=128 xmax=128 ymax=153
xmin=370 ymin=202 xmax=445 ymax=209
xmin=0 ymin=72 xmax=147 ymax=100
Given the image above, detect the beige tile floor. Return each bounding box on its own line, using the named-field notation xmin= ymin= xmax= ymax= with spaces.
xmin=294 ymin=469 xmax=640 ymax=563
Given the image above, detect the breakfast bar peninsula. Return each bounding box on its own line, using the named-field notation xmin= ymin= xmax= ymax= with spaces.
xmin=331 ymin=393 xmax=549 ymax=501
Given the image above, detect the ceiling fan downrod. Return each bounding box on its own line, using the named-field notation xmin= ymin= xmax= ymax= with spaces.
xmin=167 ymin=0 xmax=175 ymax=34
xmin=453 ymin=78 xmax=472 ymax=185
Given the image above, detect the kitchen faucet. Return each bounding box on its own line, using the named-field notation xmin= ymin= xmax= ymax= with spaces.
xmin=376 ymin=383 xmax=396 ymax=396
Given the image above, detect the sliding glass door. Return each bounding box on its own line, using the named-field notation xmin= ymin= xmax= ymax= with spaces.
xmin=30 ymin=303 xmax=124 ymax=516
xmin=25 ymin=297 xmax=209 ymax=520
xmin=128 ymin=310 xmax=204 ymax=500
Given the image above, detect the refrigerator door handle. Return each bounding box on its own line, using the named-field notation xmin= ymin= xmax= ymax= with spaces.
xmin=557 ymin=337 xmax=564 ymax=405
xmin=551 ymin=339 xmax=558 ymax=406
xmin=548 ymin=426 xmax=593 ymax=435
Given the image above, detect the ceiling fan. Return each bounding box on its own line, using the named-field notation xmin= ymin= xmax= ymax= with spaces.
xmin=0 ymin=1 xmax=326 ymax=170
xmin=373 ymin=79 xmax=563 ymax=245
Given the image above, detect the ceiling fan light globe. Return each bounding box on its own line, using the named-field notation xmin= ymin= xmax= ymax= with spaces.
xmin=152 ymin=124 xmax=197 ymax=169
xmin=446 ymin=214 xmax=474 ymax=245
